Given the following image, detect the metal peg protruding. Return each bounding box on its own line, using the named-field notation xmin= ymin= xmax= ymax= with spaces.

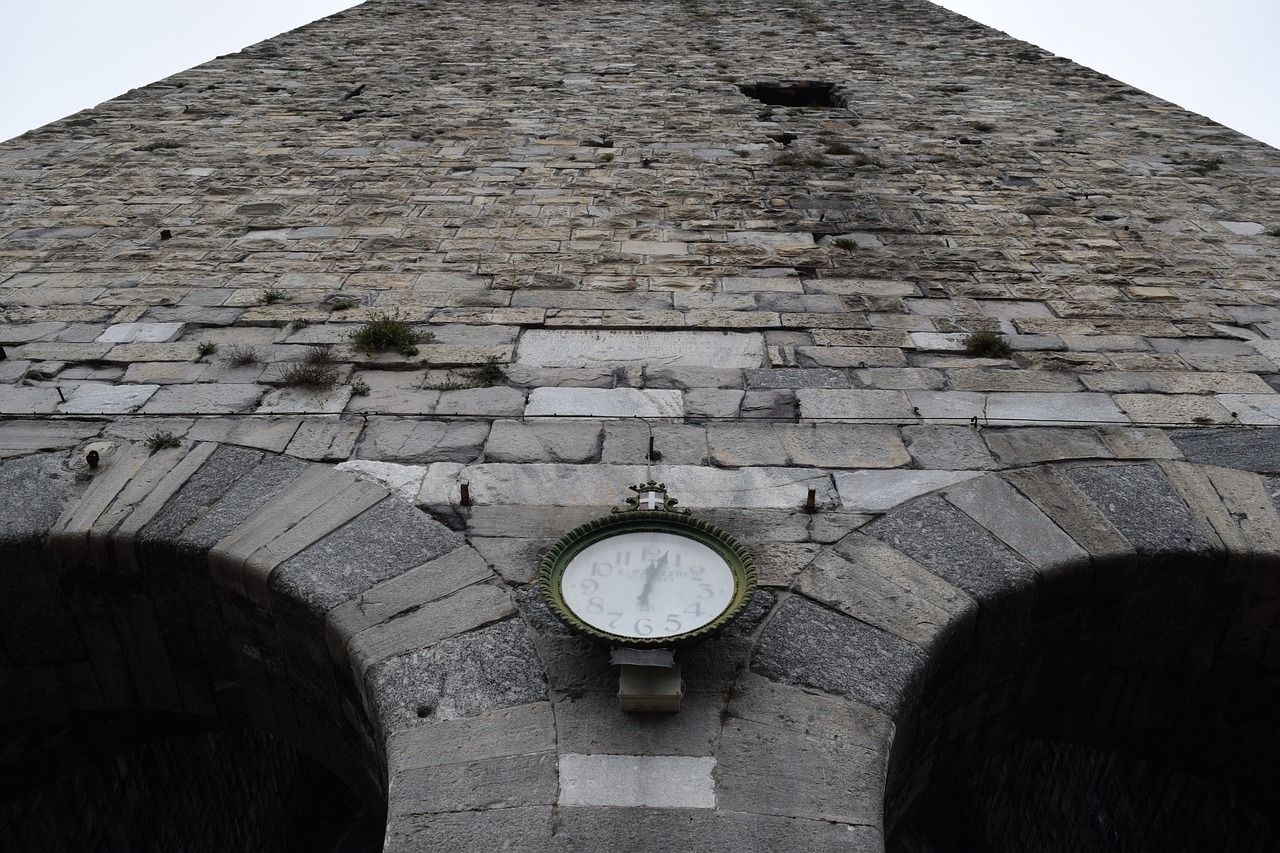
xmin=460 ymin=482 xmax=471 ymax=506
xmin=805 ymin=487 xmax=817 ymax=514
xmin=86 ymin=450 xmax=100 ymax=470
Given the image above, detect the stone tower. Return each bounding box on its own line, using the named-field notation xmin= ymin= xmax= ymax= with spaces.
xmin=2 ymin=0 xmax=1279 ymax=850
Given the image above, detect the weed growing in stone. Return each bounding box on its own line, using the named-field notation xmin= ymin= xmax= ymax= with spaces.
xmin=350 ymin=377 xmax=370 ymax=396
xmin=137 ymin=139 xmax=182 ymax=152
xmin=964 ymin=330 xmax=1013 ymax=359
xmin=350 ymin=310 xmax=424 ymax=357
xmin=969 ymin=120 xmax=995 ymax=132
xmin=1269 ymin=227 xmax=1280 ymax=237
xmin=824 ymin=141 xmax=855 ymax=155
xmin=329 ymin=295 xmax=360 ymax=311
xmin=224 ymin=345 xmax=261 ymax=367
xmin=196 ymin=341 xmax=218 ymax=360
xmin=832 ymin=238 xmax=859 ymax=252
xmin=144 ymin=430 xmax=182 ymax=453
xmin=259 ymin=288 xmax=287 ymax=305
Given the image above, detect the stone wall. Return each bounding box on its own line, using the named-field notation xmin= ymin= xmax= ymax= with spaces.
xmin=3 ymin=0 xmax=1280 ymax=849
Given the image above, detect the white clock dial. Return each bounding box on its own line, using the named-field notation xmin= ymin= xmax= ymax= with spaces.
xmin=559 ymin=531 xmax=736 ymax=640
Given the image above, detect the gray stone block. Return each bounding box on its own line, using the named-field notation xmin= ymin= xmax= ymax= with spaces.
xmin=752 ymin=595 xmax=925 ymax=716
xmin=1171 ymin=428 xmax=1280 ymax=473
xmin=715 ymin=717 xmax=882 ymax=824
xmin=708 ymin=423 xmax=909 ymax=469
xmin=552 ymin=691 xmax=726 ymax=756
xmin=727 ymin=671 xmax=893 ymax=750
xmin=943 ymin=474 xmax=1090 ymax=572
xmin=1001 ymin=465 xmax=1133 ymax=561
xmin=983 ymin=426 xmax=1112 ymax=465
xmin=386 ymin=700 xmax=556 ymax=773
xmin=745 ymin=368 xmax=852 ymax=389
xmin=389 ymin=750 xmax=557 ymax=815
xmin=356 ymin=418 xmax=490 ymax=463
xmin=367 ymin=618 xmax=546 ymax=734
xmin=901 ymin=425 xmax=996 ymax=470
xmin=555 ymin=804 xmax=882 ymax=852
xmin=137 ymin=445 xmax=266 ymax=549
xmin=865 ymin=495 xmax=1038 ymax=601
xmin=271 ymin=498 xmax=462 ymax=615
xmin=797 ymin=545 xmax=970 ymax=648
xmin=1066 ymin=463 xmax=1214 ymax=556
xmin=484 ymin=419 xmax=602 ymax=463
xmin=384 ymin=805 xmax=557 ymax=853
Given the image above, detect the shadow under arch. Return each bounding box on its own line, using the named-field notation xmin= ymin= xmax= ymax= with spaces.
xmin=879 ymin=463 xmax=1280 ymax=851
xmin=0 ymin=442 xmax=457 ymax=851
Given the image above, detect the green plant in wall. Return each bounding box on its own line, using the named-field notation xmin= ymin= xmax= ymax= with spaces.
xmin=196 ymin=341 xmax=218 ymax=361
xmin=963 ymin=330 xmax=1013 ymax=359
xmin=259 ymin=287 xmax=287 ymax=305
xmin=224 ymin=345 xmax=261 ymax=367
xmin=144 ymin=430 xmax=182 ymax=453
xmin=350 ymin=310 xmax=426 ymax=357
xmin=278 ymin=345 xmax=340 ymax=390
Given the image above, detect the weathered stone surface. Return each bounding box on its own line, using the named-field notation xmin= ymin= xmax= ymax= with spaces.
xmin=943 ymin=474 xmax=1089 ymax=571
xmin=752 ymin=595 xmax=926 ymax=716
xmin=58 ymin=384 xmax=159 ymax=414
xmin=553 ymin=808 xmax=882 ymax=853
xmin=983 ymin=427 xmax=1112 ymax=465
xmin=355 ymin=419 xmax=490 ymax=463
xmin=901 ymin=425 xmax=996 ymax=470
xmin=517 ymin=330 xmax=765 ymax=369
xmin=0 ymin=420 xmax=101 ymax=458
xmin=390 ymin=751 xmax=557 ymax=815
xmin=715 ymin=718 xmax=880 ymax=824
xmin=524 ymin=388 xmax=683 ymax=418
xmin=1001 ymin=465 xmax=1134 ymax=561
xmin=559 ymin=754 xmax=716 ymax=808
xmin=552 ymin=692 xmax=725 ymax=757
xmin=367 ymin=619 xmax=547 ymax=733
xmin=384 ymin=807 xmax=556 ymax=853
xmin=1066 ymin=464 xmax=1214 ymax=556
xmin=1171 ymin=428 xmax=1280 ymax=474
xmin=483 ymin=420 xmax=602 ymax=463
xmin=865 ymin=495 xmax=1037 ymax=601
xmin=835 ymin=469 xmax=982 ymax=512
xmin=708 ymin=423 xmax=909 ymax=469
xmin=271 ymin=498 xmax=463 ymax=614
xmin=386 ymin=701 xmax=556 ymax=773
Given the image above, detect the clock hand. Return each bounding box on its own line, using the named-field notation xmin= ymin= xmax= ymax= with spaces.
xmin=636 ymin=551 xmax=668 ymax=610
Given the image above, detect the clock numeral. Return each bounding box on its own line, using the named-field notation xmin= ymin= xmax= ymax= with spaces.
xmin=684 ymin=602 xmax=703 ymax=618
xmin=697 ymin=583 xmax=714 ymax=600
xmin=615 ymin=550 xmax=631 ymax=565
xmin=580 ymin=579 xmax=599 ymax=594
xmin=586 ymin=597 xmax=604 ymax=614
xmin=608 ymin=612 xmax=622 ymax=630
xmin=633 ymin=617 xmax=653 ymax=636
xmin=642 ymin=546 xmax=663 ymax=560
xmin=664 ymin=614 xmax=682 ymax=632
xmin=688 ymin=566 xmax=704 ymax=579
xmin=591 ymin=561 xmax=613 ymax=577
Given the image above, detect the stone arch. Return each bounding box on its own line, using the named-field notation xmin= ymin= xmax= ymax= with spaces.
xmin=0 ymin=439 xmax=546 ymax=851
xmin=818 ymin=459 xmax=1280 ymax=850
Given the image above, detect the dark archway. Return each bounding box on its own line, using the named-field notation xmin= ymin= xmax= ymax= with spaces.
xmin=0 ymin=448 xmax=388 ymax=851
xmin=886 ymin=546 xmax=1280 ymax=851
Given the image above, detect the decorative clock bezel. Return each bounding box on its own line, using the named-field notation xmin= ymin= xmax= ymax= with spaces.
xmin=538 ymin=482 xmax=757 ymax=648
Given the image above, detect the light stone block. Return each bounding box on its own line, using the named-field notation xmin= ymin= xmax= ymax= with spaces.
xmin=516 ymin=329 xmax=765 ymax=369
xmin=558 ymin=754 xmax=716 ymax=808
xmin=58 ymin=384 xmax=159 ymax=414
xmin=338 ymin=460 xmax=430 ymax=503
xmin=95 ymin=322 xmax=184 ymax=344
xmin=525 ymin=388 xmax=683 ymax=418
xmin=797 ymin=389 xmax=914 ymax=422
xmin=985 ymin=392 xmax=1128 ymax=426
xmin=835 ymin=470 xmax=982 ymax=512
xmin=1215 ymin=393 xmax=1280 ymax=425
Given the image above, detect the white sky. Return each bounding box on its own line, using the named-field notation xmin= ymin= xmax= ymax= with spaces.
xmin=1 ymin=0 xmax=1278 ymax=149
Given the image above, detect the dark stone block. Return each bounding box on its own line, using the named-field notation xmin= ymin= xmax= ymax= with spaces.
xmin=367 ymin=618 xmax=547 ymax=736
xmin=271 ymin=499 xmax=463 ymax=615
xmin=0 ymin=452 xmax=81 ymax=545
xmin=865 ymin=494 xmax=1036 ymax=602
xmin=177 ymin=454 xmax=307 ymax=551
xmin=389 ymin=751 xmax=558 ymax=816
xmin=138 ymin=445 xmax=264 ymax=548
xmin=1171 ymin=428 xmax=1280 ymax=474
xmin=752 ymin=595 xmax=924 ymax=717
xmin=555 ymin=806 xmax=882 ymax=853
xmin=1066 ymin=463 xmax=1213 ymax=556
xmin=385 ymin=805 xmax=558 ymax=853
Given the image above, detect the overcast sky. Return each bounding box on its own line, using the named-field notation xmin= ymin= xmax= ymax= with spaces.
xmin=1 ymin=0 xmax=1277 ymax=148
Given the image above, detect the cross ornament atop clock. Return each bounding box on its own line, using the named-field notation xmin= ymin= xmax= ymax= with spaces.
xmin=539 ymin=481 xmax=757 ymax=648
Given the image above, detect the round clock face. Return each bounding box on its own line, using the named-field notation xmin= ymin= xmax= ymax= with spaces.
xmin=558 ymin=531 xmax=736 ymax=641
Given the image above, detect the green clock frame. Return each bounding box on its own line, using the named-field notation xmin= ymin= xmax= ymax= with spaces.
xmin=538 ymin=485 xmax=757 ymax=648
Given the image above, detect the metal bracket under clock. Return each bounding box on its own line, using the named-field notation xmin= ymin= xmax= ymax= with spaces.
xmin=611 ymin=647 xmax=682 ymax=713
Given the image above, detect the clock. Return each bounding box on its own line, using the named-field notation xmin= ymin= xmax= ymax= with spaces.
xmin=539 ymin=482 xmax=756 ymax=647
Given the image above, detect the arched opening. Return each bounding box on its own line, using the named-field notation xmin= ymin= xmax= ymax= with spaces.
xmin=0 ymin=709 xmax=382 ymax=852
xmin=886 ymin=549 xmax=1280 ymax=851
xmin=0 ymin=449 xmax=389 ymax=852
